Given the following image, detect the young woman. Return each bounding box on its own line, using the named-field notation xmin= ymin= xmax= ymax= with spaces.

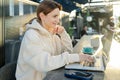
xmin=16 ymin=1 xmax=94 ymax=80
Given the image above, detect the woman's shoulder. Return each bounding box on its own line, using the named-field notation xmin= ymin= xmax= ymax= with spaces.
xmin=24 ymin=29 xmax=41 ymax=39
xmin=26 ymin=28 xmax=39 ymax=34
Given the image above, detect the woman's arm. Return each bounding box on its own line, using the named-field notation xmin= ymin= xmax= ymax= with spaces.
xmin=54 ymin=25 xmax=73 ymax=53
xmin=59 ymin=30 xmax=73 ymax=53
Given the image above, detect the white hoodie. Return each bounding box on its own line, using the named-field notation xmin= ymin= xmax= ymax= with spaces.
xmin=15 ymin=19 xmax=80 ymax=80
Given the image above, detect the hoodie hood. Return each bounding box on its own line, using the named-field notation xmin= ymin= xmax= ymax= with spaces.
xmin=26 ymin=19 xmax=51 ymax=37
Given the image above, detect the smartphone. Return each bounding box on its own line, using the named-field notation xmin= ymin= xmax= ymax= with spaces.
xmin=64 ymin=70 xmax=93 ymax=80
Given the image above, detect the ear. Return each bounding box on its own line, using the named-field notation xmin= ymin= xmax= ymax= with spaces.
xmin=39 ymin=12 xmax=45 ymax=20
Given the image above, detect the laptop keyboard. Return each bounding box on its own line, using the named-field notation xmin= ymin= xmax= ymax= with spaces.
xmin=80 ymin=56 xmax=102 ymax=67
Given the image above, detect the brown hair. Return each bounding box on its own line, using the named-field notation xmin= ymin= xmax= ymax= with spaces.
xmin=37 ymin=0 xmax=62 ymax=21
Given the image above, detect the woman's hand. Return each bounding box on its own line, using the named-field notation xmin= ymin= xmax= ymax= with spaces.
xmin=79 ymin=53 xmax=95 ymax=66
xmin=53 ymin=25 xmax=64 ymax=34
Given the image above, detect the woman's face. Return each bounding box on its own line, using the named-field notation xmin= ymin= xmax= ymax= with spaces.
xmin=40 ymin=8 xmax=60 ymax=33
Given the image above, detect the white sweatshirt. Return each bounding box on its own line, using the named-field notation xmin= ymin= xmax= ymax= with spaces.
xmin=15 ymin=19 xmax=80 ymax=80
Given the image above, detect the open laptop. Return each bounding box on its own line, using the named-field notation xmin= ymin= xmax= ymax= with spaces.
xmin=65 ymin=55 xmax=104 ymax=71
xmin=65 ymin=34 xmax=113 ymax=72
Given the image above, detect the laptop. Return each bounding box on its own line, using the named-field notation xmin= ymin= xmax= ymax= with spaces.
xmin=65 ymin=35 xmax=112 ymax=72
xmin=65 ymin=55 xmax=107 ymax=71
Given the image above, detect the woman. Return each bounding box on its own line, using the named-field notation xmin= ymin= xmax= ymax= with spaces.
xmin=16 ymin=1 xmax=94 ymax=80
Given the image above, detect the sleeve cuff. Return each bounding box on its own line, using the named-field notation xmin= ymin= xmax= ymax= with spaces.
xmin=68 ymin=53 xmax=80 ymax=64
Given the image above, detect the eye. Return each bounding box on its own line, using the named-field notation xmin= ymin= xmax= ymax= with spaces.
xmin=53 ymin=15 xmax=58 ymax=18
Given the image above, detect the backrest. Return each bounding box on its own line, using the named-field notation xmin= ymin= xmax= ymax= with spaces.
xmin=5 ymin=40 xmax=21 ymax=64
xmin=0 ymin=61 xmax=17 ymax=80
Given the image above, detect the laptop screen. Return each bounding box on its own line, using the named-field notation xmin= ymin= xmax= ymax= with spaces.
xmin=101 ymin=30 xmax=113 ymax=60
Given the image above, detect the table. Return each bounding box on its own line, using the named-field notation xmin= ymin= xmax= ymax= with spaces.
xmin=44 ymin=35 xmax=120 ymax=80
xmin=44 ymin=66 xmax=120 ymax=80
